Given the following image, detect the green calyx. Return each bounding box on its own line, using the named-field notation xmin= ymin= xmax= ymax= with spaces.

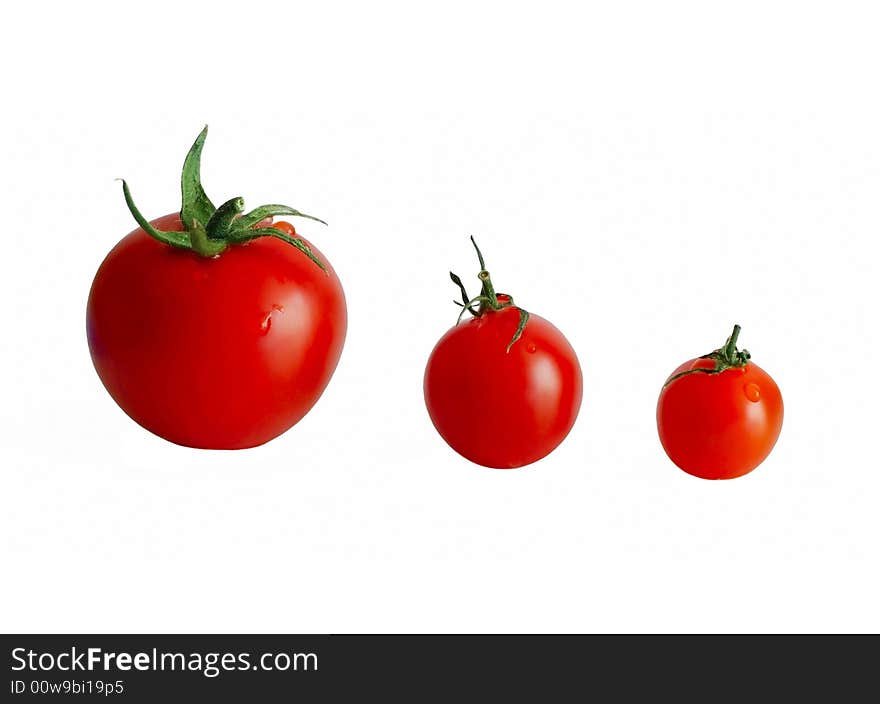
xmin=450 ymin=236 xmax=530 ymax=353
xmin=120 ymin=126 xmax=328 ymax=269
xmin=664 ymin=324 xmax=752 ymax=386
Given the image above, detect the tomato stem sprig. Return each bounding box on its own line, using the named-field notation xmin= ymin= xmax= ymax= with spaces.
xmin=119 ymin=126 xmax=327 ymax=269
xmin=450 ymin=236 xmax=530 ymax=352
xmin=663 ymin=324 xmax=752 ymax=386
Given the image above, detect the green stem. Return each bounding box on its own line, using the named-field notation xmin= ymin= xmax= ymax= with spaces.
xmin=721 ymin=324 xmax=742 ymax=363
xmin=478 ymin=270 xmax=499 ymax=310
xmin=206 ymin=197 xmax=245 ymax=239
xmin=188 ymin=220 xmax=227 ymax=257
xmin=663 ymin=323 xmax=752 ymax=387
xmin=119 ymin=127 xmax=327 ymax=267
xmin=506 ymin=308 xmax=530 ymax=353
xmin=470 ymin=235 xmax=486 ymax=270
xmin=180 ymin=126 xmax=216 ymax=230
xmin=448 ymin=237 xmax=531 ymax=352
xmin=663 ymin=366 xmax=724 ymax=385
xmin=457 ymin=296 xmax=491 ymax=324
xmin=450 ymin=272 xmax=477 ymax=316
xmin=120 ymin=180 xmax=189 ymax=249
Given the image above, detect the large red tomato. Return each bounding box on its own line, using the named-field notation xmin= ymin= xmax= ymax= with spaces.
xmin=423 ymin=239 xmax=582 ymax=468
xmin=86 ymin=129 xmax=346 ymax=449
xmin=656 ymin=325 xmax=783 ymax=479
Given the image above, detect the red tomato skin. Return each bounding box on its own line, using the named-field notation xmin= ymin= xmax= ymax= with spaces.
xmin=656 ymin=357 xmax=783 ymax=479
xmin=424 ymin=306 xmax=582 ymax=469
xmin=86 ymin=213 xmax=347 ymax=449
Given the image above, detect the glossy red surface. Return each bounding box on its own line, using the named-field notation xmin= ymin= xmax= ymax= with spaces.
xmin=87 ymin=214 xmax=347 ymax=449
xmin=656 ymin=357 xmax=783 ymax=479
xmin=424 ymin=305 xmax=582 ymax=468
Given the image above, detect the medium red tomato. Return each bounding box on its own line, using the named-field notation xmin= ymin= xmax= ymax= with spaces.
xmin=423 ymin=239 xmax=582 ymax=468
xmin=656 ymin=325 xmax=783 ymax=479
xmin=86 ymin=128 xmax=346 ymax=449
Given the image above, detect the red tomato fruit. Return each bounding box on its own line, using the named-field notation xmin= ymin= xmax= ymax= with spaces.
xmin=656 ymin=325 xmax=783 ymax=479
xmin=86 ymin=128 xmax=346 ymax=449
xmin=423 ymin=238 xmax=582 ymax=468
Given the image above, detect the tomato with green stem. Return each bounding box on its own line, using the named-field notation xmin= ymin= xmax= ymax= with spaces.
xmin=423 ymin=238 xmax=583 ymax=469
xmin=86 ymin=127 xmax=346 ymax=449
xmin=656 ymin=324 xmax=783 ymax=479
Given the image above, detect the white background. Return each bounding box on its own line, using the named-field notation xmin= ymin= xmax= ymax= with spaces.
xmin=1 ymin=1 xmax=878 ymax=634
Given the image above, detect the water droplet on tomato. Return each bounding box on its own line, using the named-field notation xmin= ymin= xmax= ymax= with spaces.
xmin=744 ymin=383 xmax=761 ymax=402
xmin=527 ymin=343 xmax=537 ymax=353
xmin=259 ymin=304 xmax=285 ymax=334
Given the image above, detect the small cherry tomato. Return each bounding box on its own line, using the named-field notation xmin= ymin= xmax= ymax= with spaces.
xmin=423 ymin=238 xmax=583 ymax=469
xmin=656 ymin=325 xmax=783 ymax=479
xmin=86 ymin=128 xmax=347 ymax=449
